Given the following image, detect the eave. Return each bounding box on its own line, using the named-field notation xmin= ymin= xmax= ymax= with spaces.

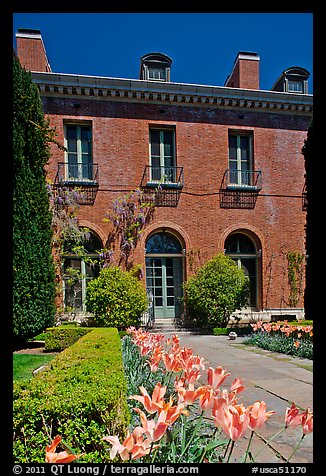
xmin=31 ymin=71 xmax=313 ymax=115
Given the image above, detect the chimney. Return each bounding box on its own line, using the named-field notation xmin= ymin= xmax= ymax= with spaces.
xmin=15 ymin=29 xmax=51 ymax=72
xmin=224 ymin=51 xmax=260 ymax=90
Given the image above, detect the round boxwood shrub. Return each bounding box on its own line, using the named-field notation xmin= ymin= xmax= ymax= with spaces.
xmin=184 ymin=253 xmax=249 ymax=329
xmin=85 ymin=266 xmax=147 ymax=328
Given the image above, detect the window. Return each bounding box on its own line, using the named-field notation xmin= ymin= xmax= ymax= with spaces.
xmin=63 ymin=231 xmax=102 ymax=312
xmin=149 ymin=129 xmax=176 ymax=183
xmin=287 ymin=80 xmax=304 ymax=93
xmin=228 ymin=133 xmax=253 ymax=187
xmin=225 ymin=233 xmax=259 ymax=308
xmin=148 ymin=67 xmax=166 ymax=80
xmin=64 ymin=124 xmax=93 ymax=182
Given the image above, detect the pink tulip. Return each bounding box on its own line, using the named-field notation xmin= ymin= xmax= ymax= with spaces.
xmin=248 ymin=400 xmax=275 ymax=431
xmin=207 ymin=366 xmax=230 ymax=390
xmin=216 ymin=403 xmax=249 ymax=441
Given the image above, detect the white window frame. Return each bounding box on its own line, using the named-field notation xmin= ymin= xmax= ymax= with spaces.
xmin=64 ymin=124 xmax=92 ymax=182
xmin=228 ymin=132 xmax=253 ymax=187
xmin=149 ymin=128 xmax=176 ymax=183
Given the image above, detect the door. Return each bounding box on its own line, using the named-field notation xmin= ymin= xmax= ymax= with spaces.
xmin=146 ymin=256 xmax=182 ymax=318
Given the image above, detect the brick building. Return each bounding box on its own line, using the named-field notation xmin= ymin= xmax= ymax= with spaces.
xmin=16 ymin=29 xmax=313 ymax=323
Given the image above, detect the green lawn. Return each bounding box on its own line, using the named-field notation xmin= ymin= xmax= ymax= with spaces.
xmin=13 ymin=354 xmax=55 ymax=382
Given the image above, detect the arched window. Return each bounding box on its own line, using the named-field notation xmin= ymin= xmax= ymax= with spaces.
xmin=225 ymin=233 xmax=259 ymax=309
xmin=145 ymin=231 xmax=184 ymax=319
xmin=63 ymin=230 xmax=102 ymax=312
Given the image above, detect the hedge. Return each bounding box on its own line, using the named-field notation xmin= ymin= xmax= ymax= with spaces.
xmin=44 ymin=326 xmax=91 ymax=352
xmin=13 ymin=328 xmax=130 ymax=463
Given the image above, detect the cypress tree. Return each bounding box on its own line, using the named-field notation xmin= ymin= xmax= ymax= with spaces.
xmin=13 ymin=54 xmax=55 ymax=344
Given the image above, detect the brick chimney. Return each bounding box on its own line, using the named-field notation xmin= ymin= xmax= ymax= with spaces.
xmin=15 ymin=29 xmax=51 ymax=72
xmin=224 ymin=51 xmax=260 ymax=90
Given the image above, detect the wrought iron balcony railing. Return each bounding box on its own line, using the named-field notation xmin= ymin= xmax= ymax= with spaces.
xmin=141 ymin=166 xmax=184 ymax=189
xmin=221 ymin=169 xmax=262 ymax=191
xmin=55 ymin=162 xmax=99 ymax=185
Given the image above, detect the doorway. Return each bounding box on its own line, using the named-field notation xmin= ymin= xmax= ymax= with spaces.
xmin=145 ymin=231 xmax=184 ymax=318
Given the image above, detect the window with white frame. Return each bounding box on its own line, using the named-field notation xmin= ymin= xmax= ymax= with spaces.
xmin=64 ymin=124 xmax=93 ymax=182
xmin=287 ymin=80 xmax=304 ymax=93
xmin=228 ymin=132 xmax=253 ymax=187
xmin=149 ymin=129 xmax=176 ymax=183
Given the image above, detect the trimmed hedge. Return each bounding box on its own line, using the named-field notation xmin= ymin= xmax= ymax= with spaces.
xmin=13 ymin=328 xmax=130 ymax=463
xmin=45 ymin=326 xmax=91 ymax=352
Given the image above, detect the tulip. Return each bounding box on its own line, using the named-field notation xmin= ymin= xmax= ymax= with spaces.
xmin=207 ymin=366 xmax=231 ymax=390
xmin=248 ymin=400 xmax=275 ymax=431
xmin=103 ymin=427 xmax=153 ymax=461
xmin=134 ymin=408 xmax=169 ymax=442
xmin=45 ymin=435 xmax=81 ymax=463
xmin=129 ymin=383 xmax=167 ymax=413
xmin=301 ymin=408 xmax=313 ymax=434
xmin=285 ymin=403 xmax=303 ymax=429
xmin=219 ymin=404 xmax=249 ymax=441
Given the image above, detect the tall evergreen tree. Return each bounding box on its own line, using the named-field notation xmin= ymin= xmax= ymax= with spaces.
xmin=13 ymin=53 xmax=55 ymax=344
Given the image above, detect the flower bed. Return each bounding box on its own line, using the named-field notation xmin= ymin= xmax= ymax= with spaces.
xmin=244 ymin=321 xmax=313 ymax=359
xmin=47 ymin=327 xmax=313 ymax=463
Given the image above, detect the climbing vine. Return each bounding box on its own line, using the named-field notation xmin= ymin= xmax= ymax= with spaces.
xmin=287 ymin=250 xmax=305 ymax=307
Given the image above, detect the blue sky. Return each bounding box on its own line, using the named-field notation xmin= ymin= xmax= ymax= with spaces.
xmin=13 ymin=13 xmax=313 ymax=93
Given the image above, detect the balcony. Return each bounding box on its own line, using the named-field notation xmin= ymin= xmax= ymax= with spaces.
xmin=220 ymin=169 xmax=262 ymax=209
xmin=54 ymin=162 xmax=99 ymax=205
xmin=141 ymin=166 xmax=184 ymax=189
xmin=140 ymin=166 xmax=184 ymax=207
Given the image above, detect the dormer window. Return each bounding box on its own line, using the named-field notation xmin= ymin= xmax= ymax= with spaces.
xmin=287 ymin=79 xmax=304 ymax=93
xmin=271 ymin=66 xmax=310 ymax=94
xmin=140 ymin=52 xmax=172 ymax=82
xmin=148 ymin=67 xmax=166 ymax=81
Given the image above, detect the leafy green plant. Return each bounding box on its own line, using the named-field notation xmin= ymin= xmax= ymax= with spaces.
xmin=183 ymin=254 xmax=249 ymax=329
xmin=13 ymin=328 xmax=130 ymax=463
xmin=13 ymin=54 xmax=55 ymax=344
xmin=44 ymin=327 xmax=91 ymax=352
xmin=286 ymin=251 xmax=305 ymax=307
xmin=85 ymin=266 xmax=147 ymax=328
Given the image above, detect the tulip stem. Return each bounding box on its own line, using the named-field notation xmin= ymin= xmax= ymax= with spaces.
xmin=226 ymin=440 xmax=235 ymax=463
xmin=286 ymin=434 xmax=305 ymax=462
xmin=242 ymin=430 xmax=254 ymax=463
xmin=177 ymin=411 xmax=204 ymax=462
xmin=252 ymin=426 xmax=287 ymax=460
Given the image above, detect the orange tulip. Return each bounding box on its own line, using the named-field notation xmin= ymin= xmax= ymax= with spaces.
xmin=129 ymin=382 xmax=167 ymax=413
xmin=45 ymin=435 xmax=81 ymax=463
xmin=177 ymin=382 xmax=203 ymax=404
xmin=198 ymin=385 xmax=216 ymax=411
xmin=134 ymin=408 xmax=169 ymax=442
xmin=103 ymin=427 xmax=153 ymax=461
xmin=248 ymin=400 xmax=275 ymax=431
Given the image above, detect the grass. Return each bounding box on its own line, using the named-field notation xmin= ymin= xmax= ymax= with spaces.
xmin=13 ymin=354 xmax=55 ymax=382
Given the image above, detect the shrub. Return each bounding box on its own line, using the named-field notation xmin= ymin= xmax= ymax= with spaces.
xmin=13 ymin=328 xmax=130 ymax=463
xmin=85 ymin=266 xmax=147 ymax=328
xmin=45 ymin=327 xmax=91 ymax=352
xmin=212 ymin=327 xmax=229 ymax=336
xmin=13 ymin=54 xmax=55 ymax=344
xmin=184 ymin=254 xmax=249 ymax=329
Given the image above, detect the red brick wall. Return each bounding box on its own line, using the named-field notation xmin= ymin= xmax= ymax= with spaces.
xmin=43 ymin=96 xmax=309 ymax=311
xmin=16 ymin=36 xmax=51 ymax=72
